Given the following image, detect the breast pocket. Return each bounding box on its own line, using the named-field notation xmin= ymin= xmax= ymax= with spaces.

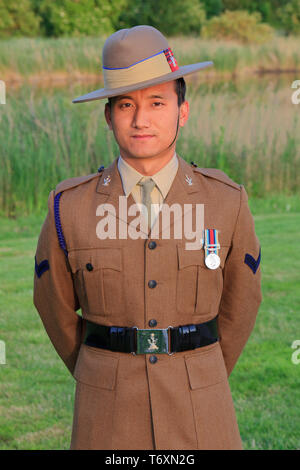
xmin=176 ymin=244 xmax=230 ymax=318
xmin=68 ymin=248 xmax=123 ymax=317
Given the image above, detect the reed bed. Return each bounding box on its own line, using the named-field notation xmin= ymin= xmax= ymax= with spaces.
xmin=1 ymin=76 xmax=299 ymax=217
xmin=1 ymin=36 xmax=300 ymax=84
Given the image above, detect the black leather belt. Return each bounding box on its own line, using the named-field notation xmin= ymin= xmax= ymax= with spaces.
xmin=83 ymin=316 xmax=218 ymax=355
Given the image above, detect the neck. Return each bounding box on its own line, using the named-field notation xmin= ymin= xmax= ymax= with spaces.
xmin=120 ymin=148 xmax=176 ymax=176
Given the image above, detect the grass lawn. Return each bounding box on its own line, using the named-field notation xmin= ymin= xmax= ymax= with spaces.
xmin=0 ymin=203 xmax=299 ymax=450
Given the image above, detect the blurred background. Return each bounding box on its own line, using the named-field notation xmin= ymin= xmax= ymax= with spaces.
xmin=0 ymin=0 xmax=299 ymax=450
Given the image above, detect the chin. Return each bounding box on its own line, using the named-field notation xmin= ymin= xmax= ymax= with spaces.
xmin=127 ymin=147 xmax=161 ymax=159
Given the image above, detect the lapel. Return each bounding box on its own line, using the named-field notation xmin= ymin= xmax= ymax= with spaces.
xmin=95 ymin=155 xmax=202 ymax=239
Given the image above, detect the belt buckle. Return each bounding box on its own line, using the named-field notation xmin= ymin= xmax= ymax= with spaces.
xmin=134 ymin=327 xmax=171 ymax=355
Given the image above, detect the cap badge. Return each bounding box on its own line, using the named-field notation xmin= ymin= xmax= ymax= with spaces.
xmin=103 ymin=175 xmax=111 ymax=186
xmin=185 ymin=175 xmax=193 ymax=186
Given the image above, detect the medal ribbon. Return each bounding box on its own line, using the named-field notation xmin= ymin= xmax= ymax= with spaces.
xmin=204 ymin=229 xmax=220 ymax=258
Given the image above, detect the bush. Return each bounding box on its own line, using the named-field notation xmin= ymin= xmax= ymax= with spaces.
xmin=201 ymin=9 xmax=274 ymax=43
xmin=277 ymin=0 xmax=300 ymax=35
xmin=0 ymin=0 xmax=40 ymax=38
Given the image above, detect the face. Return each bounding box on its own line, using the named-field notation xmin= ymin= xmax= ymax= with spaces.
xmin=104 ymin=81 xmax=189 ymax=161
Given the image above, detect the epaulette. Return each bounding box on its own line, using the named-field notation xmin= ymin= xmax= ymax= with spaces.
xmin=190 ymin=163 xmax=240 ymax=191
xmin=53 ymin=166 xmax=105 ymax=257
xmin=54 ymin=166 xmax=104 ymax=196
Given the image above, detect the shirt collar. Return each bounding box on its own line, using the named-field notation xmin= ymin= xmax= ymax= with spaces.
xmin=118 ymin=152 xmax=178 ymax=199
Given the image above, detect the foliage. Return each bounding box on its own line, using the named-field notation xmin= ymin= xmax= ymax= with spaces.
xmin=0 ymin=0 xmax=40 ymax=38
xmin=222 ymin=0 xmax=290 ymax=13
xmin=201 ymin=10 xmax=274 ymax=44
xmin=118 ymin=0 xmax=207 ymax=36
xmin=219 ymin=1 xmax=291 ymax=26
xmin=277 ymin=0 xmax=300 ymax=35
xmin=31 ymin=0 xmax=127 ymax=37
xmin=201 ymin=0 xmax=224 ymax=19
xmin=0 ymin=0 xmax=299 ymax=38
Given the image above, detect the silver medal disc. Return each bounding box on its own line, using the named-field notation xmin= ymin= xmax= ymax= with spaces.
xmin=205 ymin=253 xmax=221 ymax=269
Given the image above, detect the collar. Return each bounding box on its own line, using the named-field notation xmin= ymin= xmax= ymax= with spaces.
xmin=117 ymin=152 xmax=179 ymax=199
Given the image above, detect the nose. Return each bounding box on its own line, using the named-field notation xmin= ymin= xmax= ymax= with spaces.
xmin=132 ymin=105 xmax=150 ymax=129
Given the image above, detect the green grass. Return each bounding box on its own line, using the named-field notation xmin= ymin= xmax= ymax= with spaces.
xmin=0 ymin=201 xmax=299 ymax=449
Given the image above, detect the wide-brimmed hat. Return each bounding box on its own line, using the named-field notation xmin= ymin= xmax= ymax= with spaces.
xmin=72 ymin=25 xmax=213 ymax=104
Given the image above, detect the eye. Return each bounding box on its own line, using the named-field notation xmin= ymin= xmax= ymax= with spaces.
xmin=153 ymin=102 xmax=164 ymax=107
xmin=120 ymin=102 xmax=132 ymax=108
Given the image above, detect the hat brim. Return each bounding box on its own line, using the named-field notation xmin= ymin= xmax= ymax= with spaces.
xmin=72 ymin=61 xmax=213 ymax=104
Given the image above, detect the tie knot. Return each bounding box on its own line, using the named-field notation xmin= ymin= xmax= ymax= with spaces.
xmin=137 ymin=177 xmax=156 ymax=194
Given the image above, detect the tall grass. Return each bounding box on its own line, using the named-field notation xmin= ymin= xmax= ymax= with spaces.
xmin=1 ymin=36 xmax=300 ymax=83
xmin=180 ymin=78 xmax=300 ymax=196
xmin=0 ymin=76 xmax=299 ymax=217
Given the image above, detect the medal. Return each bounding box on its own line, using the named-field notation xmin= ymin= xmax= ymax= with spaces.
xmin=205 ymin=253 xmax=220 ymax=269
xmin=204 ymin=229 xmax=220 ymax=270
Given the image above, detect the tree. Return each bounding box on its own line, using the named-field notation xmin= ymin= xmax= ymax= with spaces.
xmin=31 ymin=0 xmax=127 ymax=37
xmin=222 ymin=0 xmax=290 ymax=24
xmin=118 ymin=0 xmax=206 ymax=36
xmin=277 ymin=0 xmax=300 ymax=35
xmin=202 ymin=0 xmax=223 ymax=19
xmin=0 ymin=0 xmax=40 ymax=38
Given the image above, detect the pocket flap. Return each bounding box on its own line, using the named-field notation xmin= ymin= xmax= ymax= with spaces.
xmin=73 ymin=344 xmax=119 ymax=390
xmin=177 ymin=246 xmax=204 ymax=269
xmin=177 ymin=244 xmax=230 ymax=271
xmin=68 ymin=248 xmax=122 ymax=273
xmin=185 ymin=343 xmax=227 ymax=389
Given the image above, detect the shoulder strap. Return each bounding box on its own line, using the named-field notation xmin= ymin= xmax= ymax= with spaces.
xmin=192 ymin=165 xmax=241 ymax=191
xmin=54 ymin=171 xmax=101 ymax=196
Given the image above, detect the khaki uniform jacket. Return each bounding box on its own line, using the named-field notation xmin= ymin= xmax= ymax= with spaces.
xmin=33 ymin=156 xmax=262 ymax=450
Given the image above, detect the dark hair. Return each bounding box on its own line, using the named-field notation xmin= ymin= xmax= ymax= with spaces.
xmin=107 ymin=77 xmax=186 ymax=109
xmin=175 ymin=77 xmax=186 ymax=107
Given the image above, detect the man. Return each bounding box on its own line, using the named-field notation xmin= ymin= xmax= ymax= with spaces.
xmin=33 ymin=25 xmax=262 ymax=450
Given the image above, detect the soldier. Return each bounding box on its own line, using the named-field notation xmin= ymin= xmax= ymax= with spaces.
xmin=33 ymin=25 xmax=262 ymax=450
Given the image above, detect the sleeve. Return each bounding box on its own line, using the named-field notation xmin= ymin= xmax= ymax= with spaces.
xmin=218 ymin=185 xmax=262 ymax=377
xmin=33 ymin=190 xmax=83 ymax=375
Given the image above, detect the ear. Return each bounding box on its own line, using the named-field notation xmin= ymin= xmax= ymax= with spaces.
xmin=104 ymin=103 xmax=113 ymax=130
xmin=179 ymin=100 xmax=189 ymax=128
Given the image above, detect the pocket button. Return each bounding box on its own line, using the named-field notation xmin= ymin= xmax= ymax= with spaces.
xmin=86 ymin=263 xmax=94 ymax=271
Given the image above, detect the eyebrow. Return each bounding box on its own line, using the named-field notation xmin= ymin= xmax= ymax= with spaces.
xmin=115 ymin=94 xmax=166 ymax=102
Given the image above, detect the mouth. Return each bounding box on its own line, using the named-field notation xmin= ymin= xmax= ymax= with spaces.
xmin=131 ymin=134 xmax=154 ymax=140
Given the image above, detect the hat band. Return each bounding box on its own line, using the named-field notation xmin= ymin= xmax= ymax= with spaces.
xmin=103 ymin=49 xmax=179 ymax=90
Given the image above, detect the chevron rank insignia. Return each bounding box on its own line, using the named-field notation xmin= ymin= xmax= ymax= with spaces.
xmin=35 ymin=256 xmax=50 ymax=278
xmin=244 ymin=247 xmax=261 ymax=274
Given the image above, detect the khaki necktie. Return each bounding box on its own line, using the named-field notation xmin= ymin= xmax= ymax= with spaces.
xmin=137 ymin=177 xmax=156 ymax=230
